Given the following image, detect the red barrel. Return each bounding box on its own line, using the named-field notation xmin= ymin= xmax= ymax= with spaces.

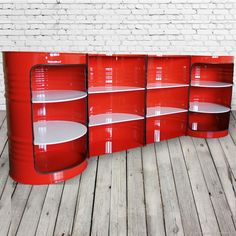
xmin=4 ymin=52 xmax=88 ymax=184
xmin=188 ymin=56 xmax=234 ymax=138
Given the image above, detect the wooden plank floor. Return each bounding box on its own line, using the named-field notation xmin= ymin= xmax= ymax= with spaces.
xmin=1 ymin=110 xmax=236 ymax=236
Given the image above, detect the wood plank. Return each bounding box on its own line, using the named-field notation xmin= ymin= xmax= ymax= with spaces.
xmin=0 ymin=143 xmax=9 ymax=198
xmin=53 ymin=175 xmax=80 ymax=236
xmin=0 ymin=111 xmax=5 ymax=127
xmin=207 ymin=138 xmax=236 ymax=223
xmin=220 ymin=116 xmax=236 ymax=194
xmin=168 ymin=138 xmax=202 ymax=236
xmin=232 ymin=110 xmax=236 ymax=120
xmin=0 ymin=177 xmax=14 ymax=236
xmin=91 ymin=155 xmax=112 ymax=236
xmin=7 ymin=226 xmax=12 ymax=236
xmin=180 ymin=136 xmax=221 ymax=236
xmin=219 ymin=135 xmax=236 ymax=179
xmin=127 ymin=148 xmax=147 ymax=236
xmin=142 ymin=144 xmax=165 ymax=236
xmin=110 ymin=151 xmax=127 ymax=236
xmin=0 ymin=119 xmax=8 ymax=156
xmin=231 ymin=176 xmax=236 ymax=211
xmin=16 ymin=185 xmax=48 ymax=236
xmin=35 ymin=182 xmax=64 ymax=236
xmin=193 ymin=138 xmax=236 ymax=235
xmin=155 ymin=141 xmax=184 ymax=236
xmin=229 ymin=113 xmax=236 ymax=144
xmin=72 ymin=157 xmax=98 ymax=236
xmin=10 ymin=184 xmax=32 ymax=236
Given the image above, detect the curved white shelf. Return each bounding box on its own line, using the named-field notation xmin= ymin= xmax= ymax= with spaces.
xmin=146 ymin=107 xmax=187 ymax=118
xmin=189 ymin=102 xmax=230 ymax=114
xmin=191 ymin=81 xmax=232 ymax=88
xmin=32 ymin=90 xmax=87 ymax=103
xmin=89 ymin=113 xmax=144 ymax=127
xmin=33 ymin=121 xmax=87 ymax=145
xmin=88 ymin=86 xmax=145 ymax=94
xmin=147 ymin=82 xmax=189 ymax=90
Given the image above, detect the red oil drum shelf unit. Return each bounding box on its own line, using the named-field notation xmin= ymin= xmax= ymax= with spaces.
xmin=188 ymin=56 xmax=234 ymax=138
xmin=4 ymin=52 xmax=88 ymax=184
xmin=3 ymin=52 xmax=234 ymax=185
xmin=146 ymin=56 xmax=190 ymax=143
xmin=88 ymin=54 xmax=146 ymax=156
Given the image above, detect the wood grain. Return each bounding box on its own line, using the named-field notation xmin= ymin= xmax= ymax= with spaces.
xmin=127 ymin=148 xmax=147 ymax=236
xmin=0 ymin=111 xmax=235 ymax=236
xmin=142 ymin=144 xmax=165 ymax=236
xmin=155 ymin=141 xmax=184 ymax=236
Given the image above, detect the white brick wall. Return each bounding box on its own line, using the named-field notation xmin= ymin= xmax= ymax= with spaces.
xmin=0 ymin=0 xmax=236 ymax=110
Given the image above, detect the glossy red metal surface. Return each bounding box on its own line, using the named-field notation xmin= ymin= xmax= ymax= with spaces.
xmin=188 ymin=112 xmax=230 ymax=132
xmin=191 ymin=56 xmax=234 ymax=64
xmin=4 ymin=52 xmax=87 ymax=184
xmin=32 ymin=64 xmax=86 ymax=91
xmin=10 ymin=158 xmax=87 ymax=185
xmin=88 ymin=55 xmax=146 ymax=157
xmin=146 ymin=113 xmax=188 ymax=143
xmin=189 ymin=87 xmax=232 ymax=107
xmin=147 ymin=56 xmax=190 ymax=84
xmin=33 ymin=99 xmax=87 ymax=123
xmin=187 ymin=129 xmax=228 ymax=138
xmin=146 ymin=56 xmax=190 ymax=143
xmin=88 ymin=55 xmax=146 ymax=88
xmin=191 ymin=63 xmax=234 ymax=84
xmin=89 ymin=120 xmax=145 ymax=157
xmin=89 ymin=91 xmax=145 ymax=116
xmin=147 ymin=87 xmax=189 ymax=109
xmin=35 ymin=137 xmax=87 ymax=173
xmin=188 ymin=56 xmax=234 ymax=139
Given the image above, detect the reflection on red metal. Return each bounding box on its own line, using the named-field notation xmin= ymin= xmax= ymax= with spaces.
xmin=147 ymin=56 xmax=190 ymax=84
xmin=3 ymin=52 xmax=234 ymax=184
xmin=146 ymin=113 xmax=188 ymax=144
xmin=34 ymin=137 xmax=87 ymax=173
xmin=147 ymin=87 xmax=189 ymax=109
xmin=88 ymin=54 xmax=146 ymax=88
xmin=89 ymin=120 xmax=145 ymax=156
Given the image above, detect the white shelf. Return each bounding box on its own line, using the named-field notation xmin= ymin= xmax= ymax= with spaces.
xmin=147 ymin=82 xmax=189 ymax=90
xmin=89 ymin=113 xmax=144 ymax=127
xmin=32 ymin=90 xmax=87 ymax=103
xmin=88 ymin=86 xmax=145 ymax=94
xmin=189 ymin=102 xmax=230 ymax=114
xmin=146 ymin=107 xmax=187 ymax=118
xmin=33 ymin=121 xmax=87 ymax=145
xmin=191 ymin=81 xmax=232 ymax=88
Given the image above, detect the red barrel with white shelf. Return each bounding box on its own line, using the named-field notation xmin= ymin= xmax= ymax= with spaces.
xmin=4 ymin=52 xmax=88 ymax=184
xmin=188 ymin=56 xmax=234 ymax=138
